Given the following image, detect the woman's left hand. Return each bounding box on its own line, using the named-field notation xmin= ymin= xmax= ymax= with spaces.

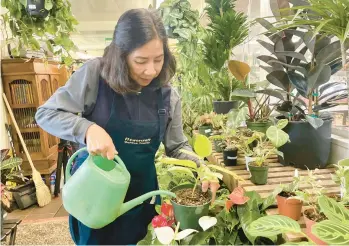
xmin=201 ymin=180 xmax=220 ymax=205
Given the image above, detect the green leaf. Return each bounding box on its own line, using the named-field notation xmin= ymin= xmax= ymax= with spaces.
xmin=167 ymin=166 xmax=195 ymax=178
xmin=19 ymin=0 xmax=26 ymax=7
xmin=305 ymin=116 xmax=324 ymax=129
xmin=277 ymin=119 xmax=288 ymax=129
xmin=189 ymin=228 xmax=214 ymax=245
xmin=307 ymin=65 xmax=331 ymax=93
xmin=237 ymin=203 xmax=261 ymax=243
xmin=45 ymin=0 xmax=53 ymax=10
xmin=193 ymin=134 xmax=212 ymax=158
xmin=288 ymin=71 xmax=308 ymax=97
xmin=1 ymin=157 xmax=22 ymax=170
xmin=266 ymin=126 xmax=289 ymax=148
xmin=261 ymin=186 xmax=283 ymax=211
xmin=317 ymin=195 xmax=349 ymax=223
xmin=266 ymin=70 xmax=291 ymax=91
xmin=160 ymin=158 xmax=197 ymax=169
xmin=247 ymin=215 xmax=301 ymax=237
xmin=274 ymin=51 xmax=307 ymax=62
xmin=256 ymin=89 xmax=285 ymax=101
xmin=312 ymin=220 xmax=349 ymax=245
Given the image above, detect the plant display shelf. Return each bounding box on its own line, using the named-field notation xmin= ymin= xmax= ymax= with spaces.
xmin=266 ymin=206 xmax=312 ymax=243
xmin=207 ymin=147 xmax=340 ymax=198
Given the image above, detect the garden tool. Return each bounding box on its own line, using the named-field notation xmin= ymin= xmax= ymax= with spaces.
xmin=62 ymin=147 xmax=176 ymax=229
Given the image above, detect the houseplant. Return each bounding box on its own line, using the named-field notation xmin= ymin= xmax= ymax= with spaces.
xmin=202 ymin=0 xmax=249 ymax=114
xmin=221 ymin=136 xmax=238 ymax=167
xmin=195 ymin=112 xmax=215 ymax=136
xmin=254 ymin=0 xmax=349 ymax=169
xmin=331 ymin=158 xmax=349 ymax=205
xmin=159 ymin=134 xmax=243 ymax=230
xmin=248 ymin=119 xmax=290 ymax=185
xmin=1 ymin=0 xmax=78 ymax=65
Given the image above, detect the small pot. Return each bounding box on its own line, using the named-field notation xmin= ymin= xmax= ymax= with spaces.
xmin=303 ymin=208 xmax=327 ymax=245
xmin=246 ymin=120 xmax=272 ymax=133
xmin=170 ymin=183 xmax=211 ymax=230
xmin=276 ymin=194 xmax=303 ymax=221
xmin=223 ymin=149 xmax=238 ymax=166
xmin=249 ymin=163 xmax=269 ymax=185
xmin=213 ymin=139 xmax=223 ymax=153
xmin=198 ymin=125 xmax=213 ymax=137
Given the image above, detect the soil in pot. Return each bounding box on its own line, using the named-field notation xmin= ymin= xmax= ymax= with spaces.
xmin=172 ymin=188 xmax=211 ymax=206
xmin=277 ymin=191 xmax=303 ymax=221
xmin=170 ymin=184 xmax=211 ymax=230
xmin=303 ymin=208 xmax=328 ymax=245
xmin=248 ymin=162 xmax=269 ymax=185
xmin=223 ymin=149 xmax=237 ymax=166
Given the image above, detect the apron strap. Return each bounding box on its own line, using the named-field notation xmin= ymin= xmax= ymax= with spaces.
xmin=157 ymin=88 xmax=166 ymax=142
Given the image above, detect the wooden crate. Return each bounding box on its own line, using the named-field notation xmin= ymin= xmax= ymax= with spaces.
xmin=2 ymin=58 xmax=67 ymax=174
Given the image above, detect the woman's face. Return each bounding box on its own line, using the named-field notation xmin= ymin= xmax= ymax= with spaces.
xmin=127 ymin=38 xmax=164 ymax=87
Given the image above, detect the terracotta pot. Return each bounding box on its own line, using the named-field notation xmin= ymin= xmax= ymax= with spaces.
xmin=276 ymin=195 xmax=303 ymax=221
xmin=303 ymin=208 xmax=327 ymax=245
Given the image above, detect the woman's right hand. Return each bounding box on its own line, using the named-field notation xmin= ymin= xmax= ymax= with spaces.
xmin=85 ymin=124 xmax=117 ymax=160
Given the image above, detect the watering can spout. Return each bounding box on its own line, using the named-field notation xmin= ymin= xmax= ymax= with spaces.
xmin=119 ymin=190 xmax=176 ymax=216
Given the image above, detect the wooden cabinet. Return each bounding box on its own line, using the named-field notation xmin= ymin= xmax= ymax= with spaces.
xmin=1 ymin=58 xmax=68 ymax=176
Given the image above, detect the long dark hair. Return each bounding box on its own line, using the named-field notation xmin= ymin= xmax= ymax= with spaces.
xmin=101 ymin=8 xmax=176 ymax=93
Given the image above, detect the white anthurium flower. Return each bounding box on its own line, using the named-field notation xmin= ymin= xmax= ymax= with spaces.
xmin=174 ymin=229 xmax=198 ymax=240
xmin=199 ymin=216 xmax=217 ymax=231
xmin=154 ymin=227 xmax=175 ymax=245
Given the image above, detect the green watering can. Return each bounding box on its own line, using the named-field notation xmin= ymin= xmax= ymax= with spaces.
xmin=62 ymin=147 xmax=176 ymax=229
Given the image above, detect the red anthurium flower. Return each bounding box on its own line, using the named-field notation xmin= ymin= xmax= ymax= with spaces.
xmin=161 ymin=203 xmax=174 ymax=218
xmin=225 ymin=187 xmax=249 ymax=211
xmin=152 ymin=215 xmax=169 ymax=228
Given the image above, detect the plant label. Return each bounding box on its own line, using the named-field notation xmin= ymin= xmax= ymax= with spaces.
xmin=28 ymin=5 xmax=36 ymax=9
xmin=227 ymin=156 xmax=237 ymax=160
xmin=204 ymin=129 xmax=211 ymax=133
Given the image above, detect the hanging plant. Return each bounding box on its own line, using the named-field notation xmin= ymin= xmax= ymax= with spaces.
xmin=1 ymin=0 xmax=79 ymax=65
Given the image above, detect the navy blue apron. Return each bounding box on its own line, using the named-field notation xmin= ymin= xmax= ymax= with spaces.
xmin=68 ymin=83 xmax=166 ymax=245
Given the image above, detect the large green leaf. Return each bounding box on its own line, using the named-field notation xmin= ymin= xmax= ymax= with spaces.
xmin=256 ymin=39 xmax=274 ymax=53
xmin=226 ymin=107 xmax=249 ymax=129
xmin=266 ymin=70 xmax=291 ymax=90
xmin=303 ymin=31 xmax=315 ymax=54
xmin=307 ymin=64 xmax=331 ymax=93
xmin=316 ymin=40 xmax=349 ymax=65
xmin=266 ymin=126 xmax=289 ymax=148
xmin=274 ymin=51 xmax=307 ymax=62
xmin=318 ymin=195 xmax=349 ymax=223
xmin=268 ymin=60 xmax=308 ymax=76
xmin=247 ymin=215 xmax=301 ymax=238
xmin=167 ymin=167 xmax=195 ymax=178
xmin=189 ymin=228 xmax=214 ymax=245
xmin=312 ymin=220 xmax=349 ymax=245
xmin=270 ymin=0 xmax=290 ymax=20
xmin=1 ymin=157 xmax=22 ymax=170
xmin=194 ymin=134 xmax=212 ymax=158
xmin=288 ymin=71 xmax=308 ymax=97
xmin=255 ymin=89 xmax=285 ymax=101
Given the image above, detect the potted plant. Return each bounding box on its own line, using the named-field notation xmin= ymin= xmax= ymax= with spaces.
xmin=221 ymin=137 xmax=238 ymax=167
xmin=159 ymin=134 xmax=243 ymax=230
xmin=275 ymin=171 xmax=303 ymax=221
xmin=248 ymin=119 xmax=290 ymax=185
xmin=253 ymin=1 xmax=349 ymax=169
xmin=247 ymin=195 xmax=349 ymax=245
xmin=331 ymin=158 xmax=349 ymax=206
xmin=195 ymin=113 xmax=214 ymax=137
xmin=1 ymin=0 xmax=78 ymax=65
xmin=202 ymin=0 xmax=249 ymax=114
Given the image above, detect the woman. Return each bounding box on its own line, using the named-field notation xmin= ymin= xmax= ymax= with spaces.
xmin=35 ymin=8 xmax=218 ymax=245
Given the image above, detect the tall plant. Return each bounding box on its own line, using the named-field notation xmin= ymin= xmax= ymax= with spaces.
xmin=269 ymin=0 xmax=349 ymax=111
xmin=202 ymin=0 xmax=249 ymax=101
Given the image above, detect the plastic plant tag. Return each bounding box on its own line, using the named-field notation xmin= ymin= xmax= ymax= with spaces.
xmin=227 ymin=156 xmax=237 ymax=160
xmin=245 ymin=156 xmax=253 ymax=171
xmin=205 ymin=129 xmax=211 ymax=133
xmin=294 ymin=169 xmax=299 ymax=177
xmin=28 ymin=4 xmax=36 ymax=9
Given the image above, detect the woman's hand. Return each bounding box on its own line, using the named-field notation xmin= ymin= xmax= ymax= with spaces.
xmin=85 ymin=124 xmax=118 ymax=160
xmin=202 ymin=180 xmax=220 ymax=205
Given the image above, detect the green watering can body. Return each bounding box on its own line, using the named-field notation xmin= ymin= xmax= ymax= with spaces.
xmin=62 ymin=147 xmax=175 ymax=229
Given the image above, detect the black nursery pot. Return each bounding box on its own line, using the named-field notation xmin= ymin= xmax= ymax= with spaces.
xmin=277 ymin=117 xmax=332 ymax=170
xmin=223 ymin=149 xmax=238 ymax=166
xmin=213 ymin=101 xmax=239 ymax=114
xmin=26 ymin=0 xmax=48 ymax=18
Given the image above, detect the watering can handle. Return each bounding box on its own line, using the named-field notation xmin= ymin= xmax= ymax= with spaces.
xmin=65 ymin=147 xmax=127 ymax=182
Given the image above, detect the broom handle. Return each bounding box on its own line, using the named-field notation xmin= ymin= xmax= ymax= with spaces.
xmin=2 ymin=93 xmax=36 ymax=171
